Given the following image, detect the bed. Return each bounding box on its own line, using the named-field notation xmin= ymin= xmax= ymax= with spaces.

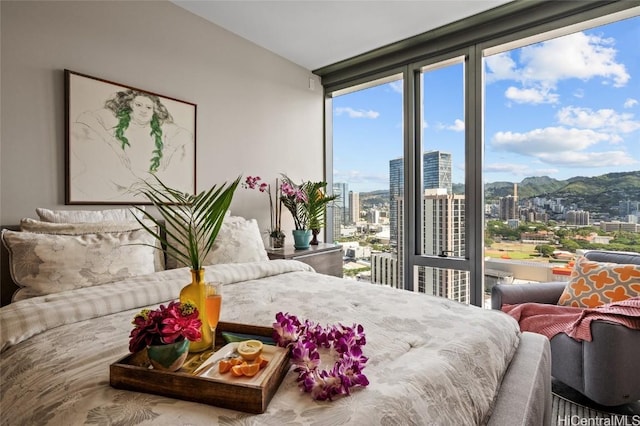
xmin=0 ymin=212 xmax=551 ymax=425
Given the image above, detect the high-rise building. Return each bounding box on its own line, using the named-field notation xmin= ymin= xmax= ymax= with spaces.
xmin=370 ymin=252 xmax=399 ymax=288
xmin=389 ymin=151 xmax=453 ymax=247
xmin=619 ymin=200 xmax=639 ymax=217
xmin=349 ymin=191 xmax=360 ymax=224
xmin=332 ymin=182 xmax=349 ymax=242
xmin=396 ymin=191 xmax=468 ymax=302
xmin=389 ymin=158 xmax=403 ymax=247
xmin=566 ymin=210 xmax=590 ymax=226
xmin=368 ymin=209 xmax=380 ymax=224
xmin=423 ymin=151 xmax=453 ymax=194
xmin=499 ymin=184 xmax=519 ymax=220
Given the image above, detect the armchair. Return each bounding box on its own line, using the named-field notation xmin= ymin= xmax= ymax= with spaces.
xmin=491 ymin=250 xmax=640 ymax=407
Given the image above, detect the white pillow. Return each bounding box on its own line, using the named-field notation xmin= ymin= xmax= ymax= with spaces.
xmin=205 ymin=217 xmax=268 ymax=265
xmin=166 ymin=215 xmax=268 ymax=269
xmin=19 ymin=218 xmax=164 ymax=270
xmin=2 ymin=220 xmax=162 ymax=300
xmin=36 ymin=207 xmax=145 ymax=223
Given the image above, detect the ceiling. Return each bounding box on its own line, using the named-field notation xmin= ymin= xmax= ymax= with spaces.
xmin=171 ymin=1 xmax=513 ymax=71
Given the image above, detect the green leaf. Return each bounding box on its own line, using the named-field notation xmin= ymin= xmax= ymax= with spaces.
xmin=132 ymin=175 xmax=241 ymax=270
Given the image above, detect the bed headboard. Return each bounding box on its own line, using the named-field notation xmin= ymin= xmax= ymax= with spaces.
xmin=1 ymin=225 xmax=20 ymax=307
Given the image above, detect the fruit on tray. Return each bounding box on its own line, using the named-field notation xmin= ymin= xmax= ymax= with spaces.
xmin=237 ymin=340 xmax=264 ymax=361
xmin=219 ymin=354 xmax=269 ymax=377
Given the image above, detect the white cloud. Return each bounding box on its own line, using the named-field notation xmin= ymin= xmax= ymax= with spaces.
xmin=332 ymin=169 xmax=388 ymax=187
xmin=492 ymin=127 xmax=610 ymax=155
xmin=573 ymin=88 xmax=584 ymax=99
xmin=388 ymin=81 xmax=403 ymax=94
xmin=556 ymin=106 xmax=640 ymax=134
xmin=517 ymin=32 xmax=629 ymax=88
xmin=485 ymin=31 xmax=629 ymax=105
xmin=335 ymin=107 xmax=380 ymax=119
xmin=491 ymin=126 xmax=637 ymax=169
xmin=484 ymin=163 xmax=560 ymax=177
xmin=447 ymin=119 xmax=465 ymax=132
xmin=484 ymin=52 xmax=519 ymax=83
xmin=624 ymin=98 xmax=638 ymax=108
xmin=536 ymin=150 xmax=637 ymax=167
xmin=484 ymin=163 xmax=530 ymax=174
xmin=505 ymin=86 xmax=559 ymax=104
xmin=435 ymin=119 xmax=464 ymax=131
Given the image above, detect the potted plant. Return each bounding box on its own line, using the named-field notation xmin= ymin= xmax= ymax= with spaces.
xmin=280 ymin=175 xmax=337 ymax=249
xmin=133 ymin=175 xmax=241 ymax=352
xmin=243 ymin=176 xmax=285 ymax=248
xmin=129 ymin=300 xmax=202 ymax=371
xmin=305 ymin=181 xmax=338 ymax=245
xmin=279 ymin=175 xmax=311 ymax=249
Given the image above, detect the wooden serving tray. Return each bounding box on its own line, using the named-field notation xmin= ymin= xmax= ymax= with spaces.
xmin=110 ymin=322 xmax=291 ymax=414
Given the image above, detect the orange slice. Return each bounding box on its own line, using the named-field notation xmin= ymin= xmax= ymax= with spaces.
xmin=240 ymin=362 xmax=261 ymax=377
xmin=229 ymin=357 xmax=244 ymax=366
xmin=218 ymin=359 xmax=232 ymax=374
xmin=254 ymin=355 xmax=269 ymax=369
xmin=231 ymin=364 xmax=246 ymax=377
xmin=237 ymin=340 xmax=263 ymax=361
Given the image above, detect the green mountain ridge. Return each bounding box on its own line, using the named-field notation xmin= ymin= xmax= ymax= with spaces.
xmin=359 ymin=171 xmax=640 ymax=216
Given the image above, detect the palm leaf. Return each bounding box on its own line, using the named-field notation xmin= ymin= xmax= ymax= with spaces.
xmin=132 ymin=175 xmax=241 ymax=271
xmin=306 ymin=181 xmax=338 ymax=229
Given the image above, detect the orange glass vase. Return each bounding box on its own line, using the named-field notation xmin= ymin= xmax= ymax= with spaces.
xmin=179 ymin=269 xmax=213 ymax=353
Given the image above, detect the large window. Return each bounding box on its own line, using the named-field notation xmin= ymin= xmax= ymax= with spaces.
xmin=330 ymin=74 xmax=403 ymax=284
xmin=324 ymin=3 xmax=639 ymax=306
xmin=482 ymin=13 xmax=640 ymax=306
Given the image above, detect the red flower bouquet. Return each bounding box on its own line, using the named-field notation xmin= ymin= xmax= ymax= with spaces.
xmin=129 ymin=301 xmax=202 ymax=353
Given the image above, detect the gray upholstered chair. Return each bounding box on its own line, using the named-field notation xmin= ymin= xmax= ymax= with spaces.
xmin=491 ymin=250 xmax=640 ymax=407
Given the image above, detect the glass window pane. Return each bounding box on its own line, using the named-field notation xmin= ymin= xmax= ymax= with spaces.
xmin=409 ymin=59 xmax=471 ymax=304
xmin=332 ymin=76 xmax=404 ymax=285
xmin=483 ymin=15 xmax=640 ymax=304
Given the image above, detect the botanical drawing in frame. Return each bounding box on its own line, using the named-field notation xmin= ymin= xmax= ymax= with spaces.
xmin=65 ymin=69 xmax=196 ymax=204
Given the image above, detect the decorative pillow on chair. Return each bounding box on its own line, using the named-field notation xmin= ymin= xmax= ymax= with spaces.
xmin=1 ymin=219 xmax=163 ymax=300
xmin=36 ymin=207 xmax=144 ymax=223
xmin=558 ymin=256 xmax=640 ymax=308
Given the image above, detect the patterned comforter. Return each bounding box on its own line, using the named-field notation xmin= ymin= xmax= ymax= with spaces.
xmin=0 ymin=261 xmax=520 ymax=425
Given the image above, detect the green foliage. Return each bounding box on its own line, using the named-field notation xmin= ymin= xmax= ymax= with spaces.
xmin=132 ymin=175 xmax=241 ymax=271
xmin=149 ymin=114 xmax=164 ymax=172
xmin=559 ymin=239 xmax=580 ymax=251
xmin=343 ymin=266 xmax=370 ymax=277
xmin=305 ymin=181 xmax=338 ymax=230
xmin=535 ymin=244 xmax=555 ymax=257
xmin=115 ymin=108 xmax=132 ymax=150
xmin=280 ymin=176 xmax=337 ymax=230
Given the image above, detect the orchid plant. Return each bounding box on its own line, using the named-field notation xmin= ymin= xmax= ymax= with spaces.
xmin=273 ymin=312 xmax=369 ymax=401
xmin=243 ymin=176 xmax=284 ymax=239
xmin=280 ymin=175 xmax=337 ymax=231
xmin=129 ymin=301 xmax=202 ymax=353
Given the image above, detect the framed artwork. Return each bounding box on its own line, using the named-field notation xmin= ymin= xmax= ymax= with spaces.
xmin=65 ymin=69 xmax=196 ymax=204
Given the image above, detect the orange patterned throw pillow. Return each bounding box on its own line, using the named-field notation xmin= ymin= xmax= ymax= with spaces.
xmin=558 ymin=256 xmax=640 ymax=308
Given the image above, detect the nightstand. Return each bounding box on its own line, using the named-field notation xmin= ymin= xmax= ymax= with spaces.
xmin=265 ymin=243 xmax=343 ymax=277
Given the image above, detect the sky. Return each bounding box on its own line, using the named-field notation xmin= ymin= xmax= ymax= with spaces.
xmin=332 ymin=14 xmax=640 ymax=193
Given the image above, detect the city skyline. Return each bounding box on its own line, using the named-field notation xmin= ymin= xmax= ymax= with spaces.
xmin=332 ymin=15 xmax=639 ymax=193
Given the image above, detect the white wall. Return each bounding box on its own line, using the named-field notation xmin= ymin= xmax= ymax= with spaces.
xmin=0 ymin=1 xmax=323 ymax=238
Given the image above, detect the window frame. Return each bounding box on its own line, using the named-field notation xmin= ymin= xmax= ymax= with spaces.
xmin=321 ymin=1 xmax=639 ymax=306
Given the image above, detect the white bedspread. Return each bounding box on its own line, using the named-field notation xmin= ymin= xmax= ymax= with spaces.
xmin=0 ymin=260 xmax=520 ymax=425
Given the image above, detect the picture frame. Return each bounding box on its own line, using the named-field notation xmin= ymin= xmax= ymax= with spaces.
xmin=65 ymin=69 xmax=196 ymax=204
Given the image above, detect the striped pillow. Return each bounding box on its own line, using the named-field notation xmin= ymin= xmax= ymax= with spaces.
xmin=558 ymin=256 xmax=640 ymax=308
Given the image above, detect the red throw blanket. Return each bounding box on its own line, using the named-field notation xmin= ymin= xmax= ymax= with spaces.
xmin=502 ymin=297 xmax=640 ymax=342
